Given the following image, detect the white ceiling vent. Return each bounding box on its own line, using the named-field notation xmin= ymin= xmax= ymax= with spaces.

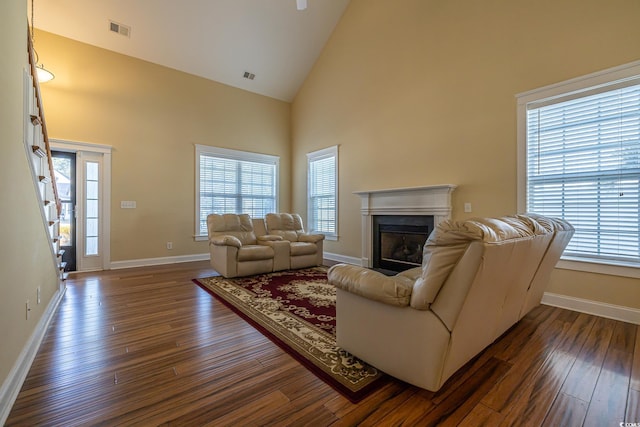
xmin=243 ymin=71 xmax=256 ymax=80
xmin=109 ymin=20 xmax=131 ymax=37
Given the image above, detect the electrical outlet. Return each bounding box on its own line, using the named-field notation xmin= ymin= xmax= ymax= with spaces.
xmin=26 ymin=300 xmax=31 ymax=320
xmin=464 ymin=202 xmax=472 ymax=213
xmin=37 ymin=287 xmax=41 ymax=304
xmin=166 ymin=242 xmax=173 ymax=250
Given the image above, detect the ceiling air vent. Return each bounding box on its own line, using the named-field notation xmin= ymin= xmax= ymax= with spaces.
xmin=109 ymin=20 xmax=131 ymax=37
xmin=243 ymin=72 xmax=256 ymax=80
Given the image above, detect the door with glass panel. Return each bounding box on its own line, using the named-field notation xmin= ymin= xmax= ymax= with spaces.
xmin=52 ymin=151 xmax=77 ymax=271
xmin=77 ymin=152 xmax=103 ymax=271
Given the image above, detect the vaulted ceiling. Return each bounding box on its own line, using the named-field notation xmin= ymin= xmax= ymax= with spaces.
xmin=31 ymin=0 xmax=351 ymax=101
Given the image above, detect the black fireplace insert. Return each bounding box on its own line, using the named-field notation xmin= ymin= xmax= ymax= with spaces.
xmin=372 ymin=215 xmax=434 ymax=274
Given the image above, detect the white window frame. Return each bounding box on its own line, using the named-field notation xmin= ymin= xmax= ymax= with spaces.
xmin=517 ymin=60 xmax=640 ymax=279
xmin=195 ymin=145 xmax=279 ymax=241
xmin=307 ymin=145 xmax=338 ymax=241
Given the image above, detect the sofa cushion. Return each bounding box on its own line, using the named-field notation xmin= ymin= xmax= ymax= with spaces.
xmin=237 ymin=245 xmax=275 ymax=262
xmin=208 ymin=213 xmax=257 ymax=246
xmin=290 ymin=241 xmax=317 ymax=256
xmin=265 ymin=213 xmax=305 ymax=242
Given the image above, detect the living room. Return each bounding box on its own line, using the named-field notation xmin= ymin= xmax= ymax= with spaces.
xmin=1 ymin=0 xmax=639 ymax=424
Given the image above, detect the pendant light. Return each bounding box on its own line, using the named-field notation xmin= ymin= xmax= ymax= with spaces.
xmin=30 ymin=0 xmax=54 ymax=83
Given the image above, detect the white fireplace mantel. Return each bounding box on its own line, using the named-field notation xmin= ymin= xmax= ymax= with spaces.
xmin=354 ymin=184 xmax=457 ymax=268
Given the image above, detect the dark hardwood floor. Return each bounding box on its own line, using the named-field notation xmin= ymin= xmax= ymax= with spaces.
xmin=6 ymin=261 xmax=640 ymax=426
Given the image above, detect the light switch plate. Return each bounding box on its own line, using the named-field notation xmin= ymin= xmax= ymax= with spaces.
xmin=121 ymin=201 xmax=137 ymax=209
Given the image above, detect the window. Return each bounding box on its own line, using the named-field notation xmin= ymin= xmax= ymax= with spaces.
xmin=195 ymin=145 xmax=278 ymax=239
xmin=307 ymin=145 xmax=338 ymax=240
xmin=518 ymin=61 xmax=640 ymax=270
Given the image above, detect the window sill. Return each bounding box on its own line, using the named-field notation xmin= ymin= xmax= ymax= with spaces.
xmin=557 ymin=257 xmax=640 ymax=279
xmin=194 ymin=235 xmax=208 ymax=242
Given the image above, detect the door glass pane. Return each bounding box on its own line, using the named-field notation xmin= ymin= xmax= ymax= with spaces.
xmin=86 ymin=218 xmax=98 ymax=236
xmin=86 ymin=181 xmax=98 ymax=199
xmin=86 ymin=237 xmax=98 ymax=256
xmin=85 ymin=161 xmax=99 ymax=257
xmin=86 ymin=200 xmax=98 ymax=218
xmin=86 ymin=161 xmax=99 ymax=181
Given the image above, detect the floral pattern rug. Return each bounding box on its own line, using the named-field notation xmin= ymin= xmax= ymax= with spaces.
xmin=193 ymin=267 xmax=386 ymax=402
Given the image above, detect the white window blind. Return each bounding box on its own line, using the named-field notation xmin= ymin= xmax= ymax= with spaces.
xmin=525 ymin=80 xmax=640 ymax=264
xmin=307 ymin=146 xmax=338 ymax=238
xmin=196 ymin=145 xmax=278 ymax=237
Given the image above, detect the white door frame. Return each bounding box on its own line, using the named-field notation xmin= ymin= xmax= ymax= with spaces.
xmin=50 ymin=139 xmax=112 ymax=271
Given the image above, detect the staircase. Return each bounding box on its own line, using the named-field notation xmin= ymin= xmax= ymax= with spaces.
xmin=25 ymin=32 xmax=66 ymax=284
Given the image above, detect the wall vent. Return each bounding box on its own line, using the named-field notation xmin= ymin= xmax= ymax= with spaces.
xmin=109 ymin=20 xmax=131 ymax=37
xmin=243 ymin=71 xmax=256 ymax=80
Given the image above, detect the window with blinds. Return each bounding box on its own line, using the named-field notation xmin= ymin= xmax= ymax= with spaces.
xmin=195 ymin=145 xmax=278 ymax=238
xmin=524 ymin=77 xmax=640 ymax=264
xmin=307 ymin=146 xmax=338 ymax=239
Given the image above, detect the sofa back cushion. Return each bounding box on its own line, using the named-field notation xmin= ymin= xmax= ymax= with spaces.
xmin=265 ymin=213 xmax=305 ymax=242
xmin=207 ymin=213 xmax=257 ymax=246
xmin=410 ymin=216 xmax=543 ymax=310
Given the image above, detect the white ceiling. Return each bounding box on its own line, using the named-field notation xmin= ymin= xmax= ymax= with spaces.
xmin=30 ymin=0 xmax=351 ymax=102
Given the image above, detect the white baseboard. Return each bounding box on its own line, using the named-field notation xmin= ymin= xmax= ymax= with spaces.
xmin=542 ymin=292 xmax=640 ymax=325
xmin=324 ymin=252 xmax=362 ymax=266
xmin=0 ymin=285 xmax=66 ymax=425
xmin=109 ymin=253 xmax=210 ymax=270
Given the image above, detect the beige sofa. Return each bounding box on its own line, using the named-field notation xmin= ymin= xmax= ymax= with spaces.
xmin=207 ymin=213 xmax=325 ymax=278
xmin=327 ymin=214 xmax=574 ymax=392
xmin=207 ymin=213 xmax=290 ymax=278
xmin=265 ymin=213 xmax=325 ymax=269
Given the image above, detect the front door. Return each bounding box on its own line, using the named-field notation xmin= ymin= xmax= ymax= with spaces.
xmin=52 ymin=151 xmax=77 ymax=271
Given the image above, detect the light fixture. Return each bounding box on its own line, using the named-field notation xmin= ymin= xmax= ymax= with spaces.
xmin=296 ymin=0 xmax=307 ymax=11
xmin=30 ymin=0 xmax=55 ymax=83
xmin=35 ymin=60 xmax=55 ymax=83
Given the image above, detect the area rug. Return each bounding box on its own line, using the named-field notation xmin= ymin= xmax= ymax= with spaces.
xmin=193 ymin=267 xmax=386 ymax=402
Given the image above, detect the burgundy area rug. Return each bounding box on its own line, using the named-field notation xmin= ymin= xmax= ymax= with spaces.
xmin=193 ymin=267 xmax=386 ymax=402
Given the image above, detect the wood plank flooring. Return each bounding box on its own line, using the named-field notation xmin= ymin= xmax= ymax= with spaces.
xmin=6 ymin=261 xmax=639 ymax=426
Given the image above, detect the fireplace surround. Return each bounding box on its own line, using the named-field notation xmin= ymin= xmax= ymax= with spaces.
xmin=354 ymin=185 xmax=456 ymax=269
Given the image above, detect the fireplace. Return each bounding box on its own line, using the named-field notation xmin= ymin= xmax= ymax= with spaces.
xmin=373 ymin=215 xmax=434 ymax=273
xmin=354 ymin=184 xmax=456 ymax=269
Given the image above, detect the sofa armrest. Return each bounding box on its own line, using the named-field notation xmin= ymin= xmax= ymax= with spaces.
xmin=210 ymin=235 xmax=242 ymax=248
xmin=327 ymin=264 xmax=413 ymax=307
xmin=299 ymin=233 xmax=325 ymax=243
xmin=258 ymin=239 xmax=290 ymax=271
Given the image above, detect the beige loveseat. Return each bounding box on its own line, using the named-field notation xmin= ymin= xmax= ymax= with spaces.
xmin=207 ymin=213 xmax=325 ymax=278
xmin=327 ymin=214 xmax=573 ymax=392
xmin=265 ymin=213 xmax=325 ymax=269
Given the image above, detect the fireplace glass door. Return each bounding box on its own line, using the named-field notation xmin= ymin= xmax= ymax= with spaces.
xmin=373 ymin=215 xmax=434 ymax=273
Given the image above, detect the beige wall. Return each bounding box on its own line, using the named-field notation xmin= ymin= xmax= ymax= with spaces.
xmin=36 ymin=30 xmax=291 ymax=262
xmin=0 ymin=1 xmax=60 ymax=388
xmin=291 ymin=0 xmax=640 ymax=308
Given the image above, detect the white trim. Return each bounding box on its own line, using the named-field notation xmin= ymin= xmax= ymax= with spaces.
xmin=49 ymin=138 xmax=112 ymax=154
xmin=516 ymin=59 xmax=640 ymax=103
xmin=0 ymin=286 xmax=66 ymax=425
xmin=323 ymin=251 xmax=362 ymax=266
xmin=50 ymin=139 xmax=112 ymax=271
xmin=110 ymin=253 xmax=210 ymax=270
xmin=542 ymin=292 xmax=640 ymax=325
xmin=557 ymin=258 xmax=640 ymax=279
